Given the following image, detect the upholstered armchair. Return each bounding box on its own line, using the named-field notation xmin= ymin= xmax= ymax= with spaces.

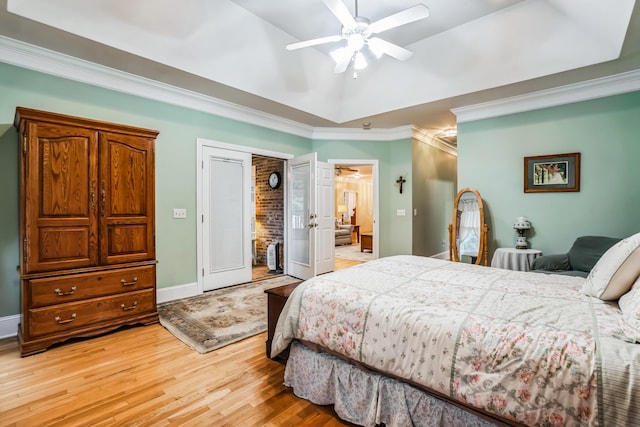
xmin=335 ymin=224 xmax=353 ymax=246
xmin=531 ymin=236 xmax=621 ymax=277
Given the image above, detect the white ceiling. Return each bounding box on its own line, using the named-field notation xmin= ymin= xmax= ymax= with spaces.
xmin=1 ymin=0 xmax=639 ymax=133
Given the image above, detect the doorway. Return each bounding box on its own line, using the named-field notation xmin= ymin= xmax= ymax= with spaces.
xmin=196 ymin=139 xmax=341 ymax=292
xmin=330 ymin=159 xmax=379 ymax=261
xmin=196 ymin=139 xmax=292 ymax=294
xmin=251 ymin=155 xmax=286 ymax=282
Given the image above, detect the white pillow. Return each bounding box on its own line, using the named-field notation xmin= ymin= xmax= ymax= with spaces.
xmin=582 ymin=232 xmax=640 ymax=300
xmin=619 ymin=276 xmax=640 ymax=331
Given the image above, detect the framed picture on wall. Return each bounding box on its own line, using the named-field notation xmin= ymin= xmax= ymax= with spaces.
xmin=524 ymin=152 xmax=580 ymax=193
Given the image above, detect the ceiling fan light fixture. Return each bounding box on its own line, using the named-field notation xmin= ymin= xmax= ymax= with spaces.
xmin=353 ymin=51 xmax=368 ymax=70
xmin=347 ymin=33 xmax=365 ymax=52
xmin=330 ymin=47 xmax=353 ymax=65
xmin=287 ymin=1 xmax=430 ymax=74
xmin=441 ymin=128 xmax=457 ymax=138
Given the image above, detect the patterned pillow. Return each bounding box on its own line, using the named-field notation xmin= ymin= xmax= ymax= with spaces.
xmin=582 ymin=232 xmax=640 ymax=300
xmin=619 ymin=276 xmax=640 ymax=332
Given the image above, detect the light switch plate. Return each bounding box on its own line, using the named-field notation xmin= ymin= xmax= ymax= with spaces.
xmin=396 ymin=209 xmax=406 ymax=216
xmin=173 ymin=208 xmax=187 ymax=219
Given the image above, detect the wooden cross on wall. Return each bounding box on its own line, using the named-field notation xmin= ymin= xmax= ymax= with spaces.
xmin=396 ymin=176 xmax=406 ymax=194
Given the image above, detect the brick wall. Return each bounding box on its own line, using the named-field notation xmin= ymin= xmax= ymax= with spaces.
xmin=253 ymin=155 xmax=284 ymax=265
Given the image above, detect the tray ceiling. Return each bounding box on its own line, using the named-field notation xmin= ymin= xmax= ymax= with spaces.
xmin=2 ymin=0 xmax=639 ymax=132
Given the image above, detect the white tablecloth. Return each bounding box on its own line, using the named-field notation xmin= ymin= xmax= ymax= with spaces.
xmin=491 ymin=248 xmax=542 ymax=271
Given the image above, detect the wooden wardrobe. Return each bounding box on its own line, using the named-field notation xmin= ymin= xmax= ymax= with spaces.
xmin=14 ymin=107 xmax=159 ymax=356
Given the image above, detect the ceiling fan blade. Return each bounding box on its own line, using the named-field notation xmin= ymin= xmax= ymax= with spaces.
xmin=368 ymin=37 xmax=413 ymax=61
xmin=369 ymin=4 xmax=429 ymax=34
xmin=322 ymin=0 xmax=356 ymax=28
xmin=333 ymin=53 xmax=352 ymax=73
xmin=286 ymin=35 xmax=343 ymax=50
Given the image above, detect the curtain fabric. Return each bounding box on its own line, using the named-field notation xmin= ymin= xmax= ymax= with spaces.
xmin=457 ymin=199 xmax=480 ymax=257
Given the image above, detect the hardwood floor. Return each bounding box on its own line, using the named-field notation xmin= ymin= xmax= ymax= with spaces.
xmin=0 ymin=328 xmax=355 ymax=426
xmin=252 ymin=264 xmax=277 ymax=282
xmin=0 ymin=260 xmax=365 ymax=426
xmin=334 ymin=257 xmax=364 ymax=271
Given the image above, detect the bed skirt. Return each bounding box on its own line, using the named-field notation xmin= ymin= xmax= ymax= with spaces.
xmin=284 ymin=341 xmax=499 ymax=427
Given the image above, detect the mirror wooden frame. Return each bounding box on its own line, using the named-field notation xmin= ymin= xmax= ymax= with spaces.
xmin=448 ymin=187 xmax=489 ymax=266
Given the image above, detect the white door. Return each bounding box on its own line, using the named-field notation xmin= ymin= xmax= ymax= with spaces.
xmin=202 ymin=146 xmax=252 ymax=290
xmin=316 ymin=161 xmax=335 ymax=275
xmin=287 ymin=153 xmax=316 ymax=280
xmin=286 ymin=153 xmax=334 ymax=280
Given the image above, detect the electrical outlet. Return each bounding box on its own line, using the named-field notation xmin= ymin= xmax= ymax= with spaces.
xmin=173 ymin=208 xmax=187 ymax=219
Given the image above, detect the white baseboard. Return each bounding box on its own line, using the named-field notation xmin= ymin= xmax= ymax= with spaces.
xmin=157 ymin=282 xmax=200 ymax=303
xmin=431 ymin=251 xmax=449 ymax=260
xmin=0 ymin=314 xmax=20 ymax=339
xmin=0 ymin=283 xmax=199 ymax=339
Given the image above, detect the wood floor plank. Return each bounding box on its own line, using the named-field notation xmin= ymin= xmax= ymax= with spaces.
xmin=0 ymin=330 xmax=355 ymax=426
xmin=0 ymin=260 xmax=364 ymax=426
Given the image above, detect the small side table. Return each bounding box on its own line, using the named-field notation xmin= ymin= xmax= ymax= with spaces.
xmin=491 ymin=248 xmax=542 ymax=272
xmin=264 ymin=281 xmax=302 ymax=361
xmin=361 ymin=233 xmax=373 ymax=252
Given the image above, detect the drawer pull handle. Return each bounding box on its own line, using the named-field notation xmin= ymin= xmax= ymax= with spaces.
xmin=54 ymin=286 xmax=77 ymax=296
xmin=120 ymin=277 xmax=138 ymax=287
xmin=121 ymin=301 xmax=138 ymax=311
xmin=54 ymin=313 xmax=77 ymax=324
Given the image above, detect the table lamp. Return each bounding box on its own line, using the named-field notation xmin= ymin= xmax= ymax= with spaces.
xmin=513 ymin=217 xmax=531 ymax=249
xmin=337 ymin=204 xmax=348 ymax=224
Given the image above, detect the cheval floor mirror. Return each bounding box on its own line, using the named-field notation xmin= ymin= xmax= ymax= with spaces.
xmin=448 ymin=187 xmax=489 ymax=266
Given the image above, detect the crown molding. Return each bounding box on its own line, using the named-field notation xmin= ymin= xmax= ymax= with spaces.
xmin=452 ymin=69 xmax=640 ymax=123
xmin=0 ymin=35 xmax=319 ymax=137
xmin=412 ymin=127 xmax=458 ymax=157
xmin=7 ymin=35 xmax=634 ymax=143
xmin=312 ymin=125 xmax=413 ymax=141
xmin=0 ymin=35 xmax=426 ymax=143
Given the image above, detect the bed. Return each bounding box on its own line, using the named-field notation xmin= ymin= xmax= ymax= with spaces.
xmin=271 ymin=255 xmax=640 ymax=427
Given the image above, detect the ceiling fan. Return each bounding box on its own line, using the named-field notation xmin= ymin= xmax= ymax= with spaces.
xmin=286 ymin=0 xmax=430 ymax=73
xmin=335 ymin=165 xmax=358 ymax=176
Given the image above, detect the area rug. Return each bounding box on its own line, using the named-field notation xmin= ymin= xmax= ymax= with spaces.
xmin=335 ymin=243 xmax=374 ymax=262
xmin=158 ymin=275 xmax=301 ymax=354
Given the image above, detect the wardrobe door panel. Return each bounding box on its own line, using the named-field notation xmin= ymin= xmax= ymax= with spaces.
xmin=99 ymin=132 xmax=155 ymax=264
xmin=22 ymin=122 xmax=99 ymax=273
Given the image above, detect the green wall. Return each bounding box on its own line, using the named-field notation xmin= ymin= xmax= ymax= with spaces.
xmin=412 ymin=139 xmax=458 ymax=257
xmin=0 ymin=62 xmax=316 ymax=317
xmin=312 ymin=138 xmax=414 ymax=256
xmin=0 ymin=61 xmax=418 ymax=318
xmin=458 ymin=91 xmax=640 ymax=260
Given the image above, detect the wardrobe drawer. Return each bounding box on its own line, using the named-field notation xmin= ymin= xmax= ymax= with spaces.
xmin=27 ymin=289 xmax=155 ymax=338
xmin=27 ymin=266 xmax=155 ymax=308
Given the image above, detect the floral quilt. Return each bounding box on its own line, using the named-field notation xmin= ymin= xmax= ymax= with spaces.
xmin=272 ymin=255 xmax=640 ymax=427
